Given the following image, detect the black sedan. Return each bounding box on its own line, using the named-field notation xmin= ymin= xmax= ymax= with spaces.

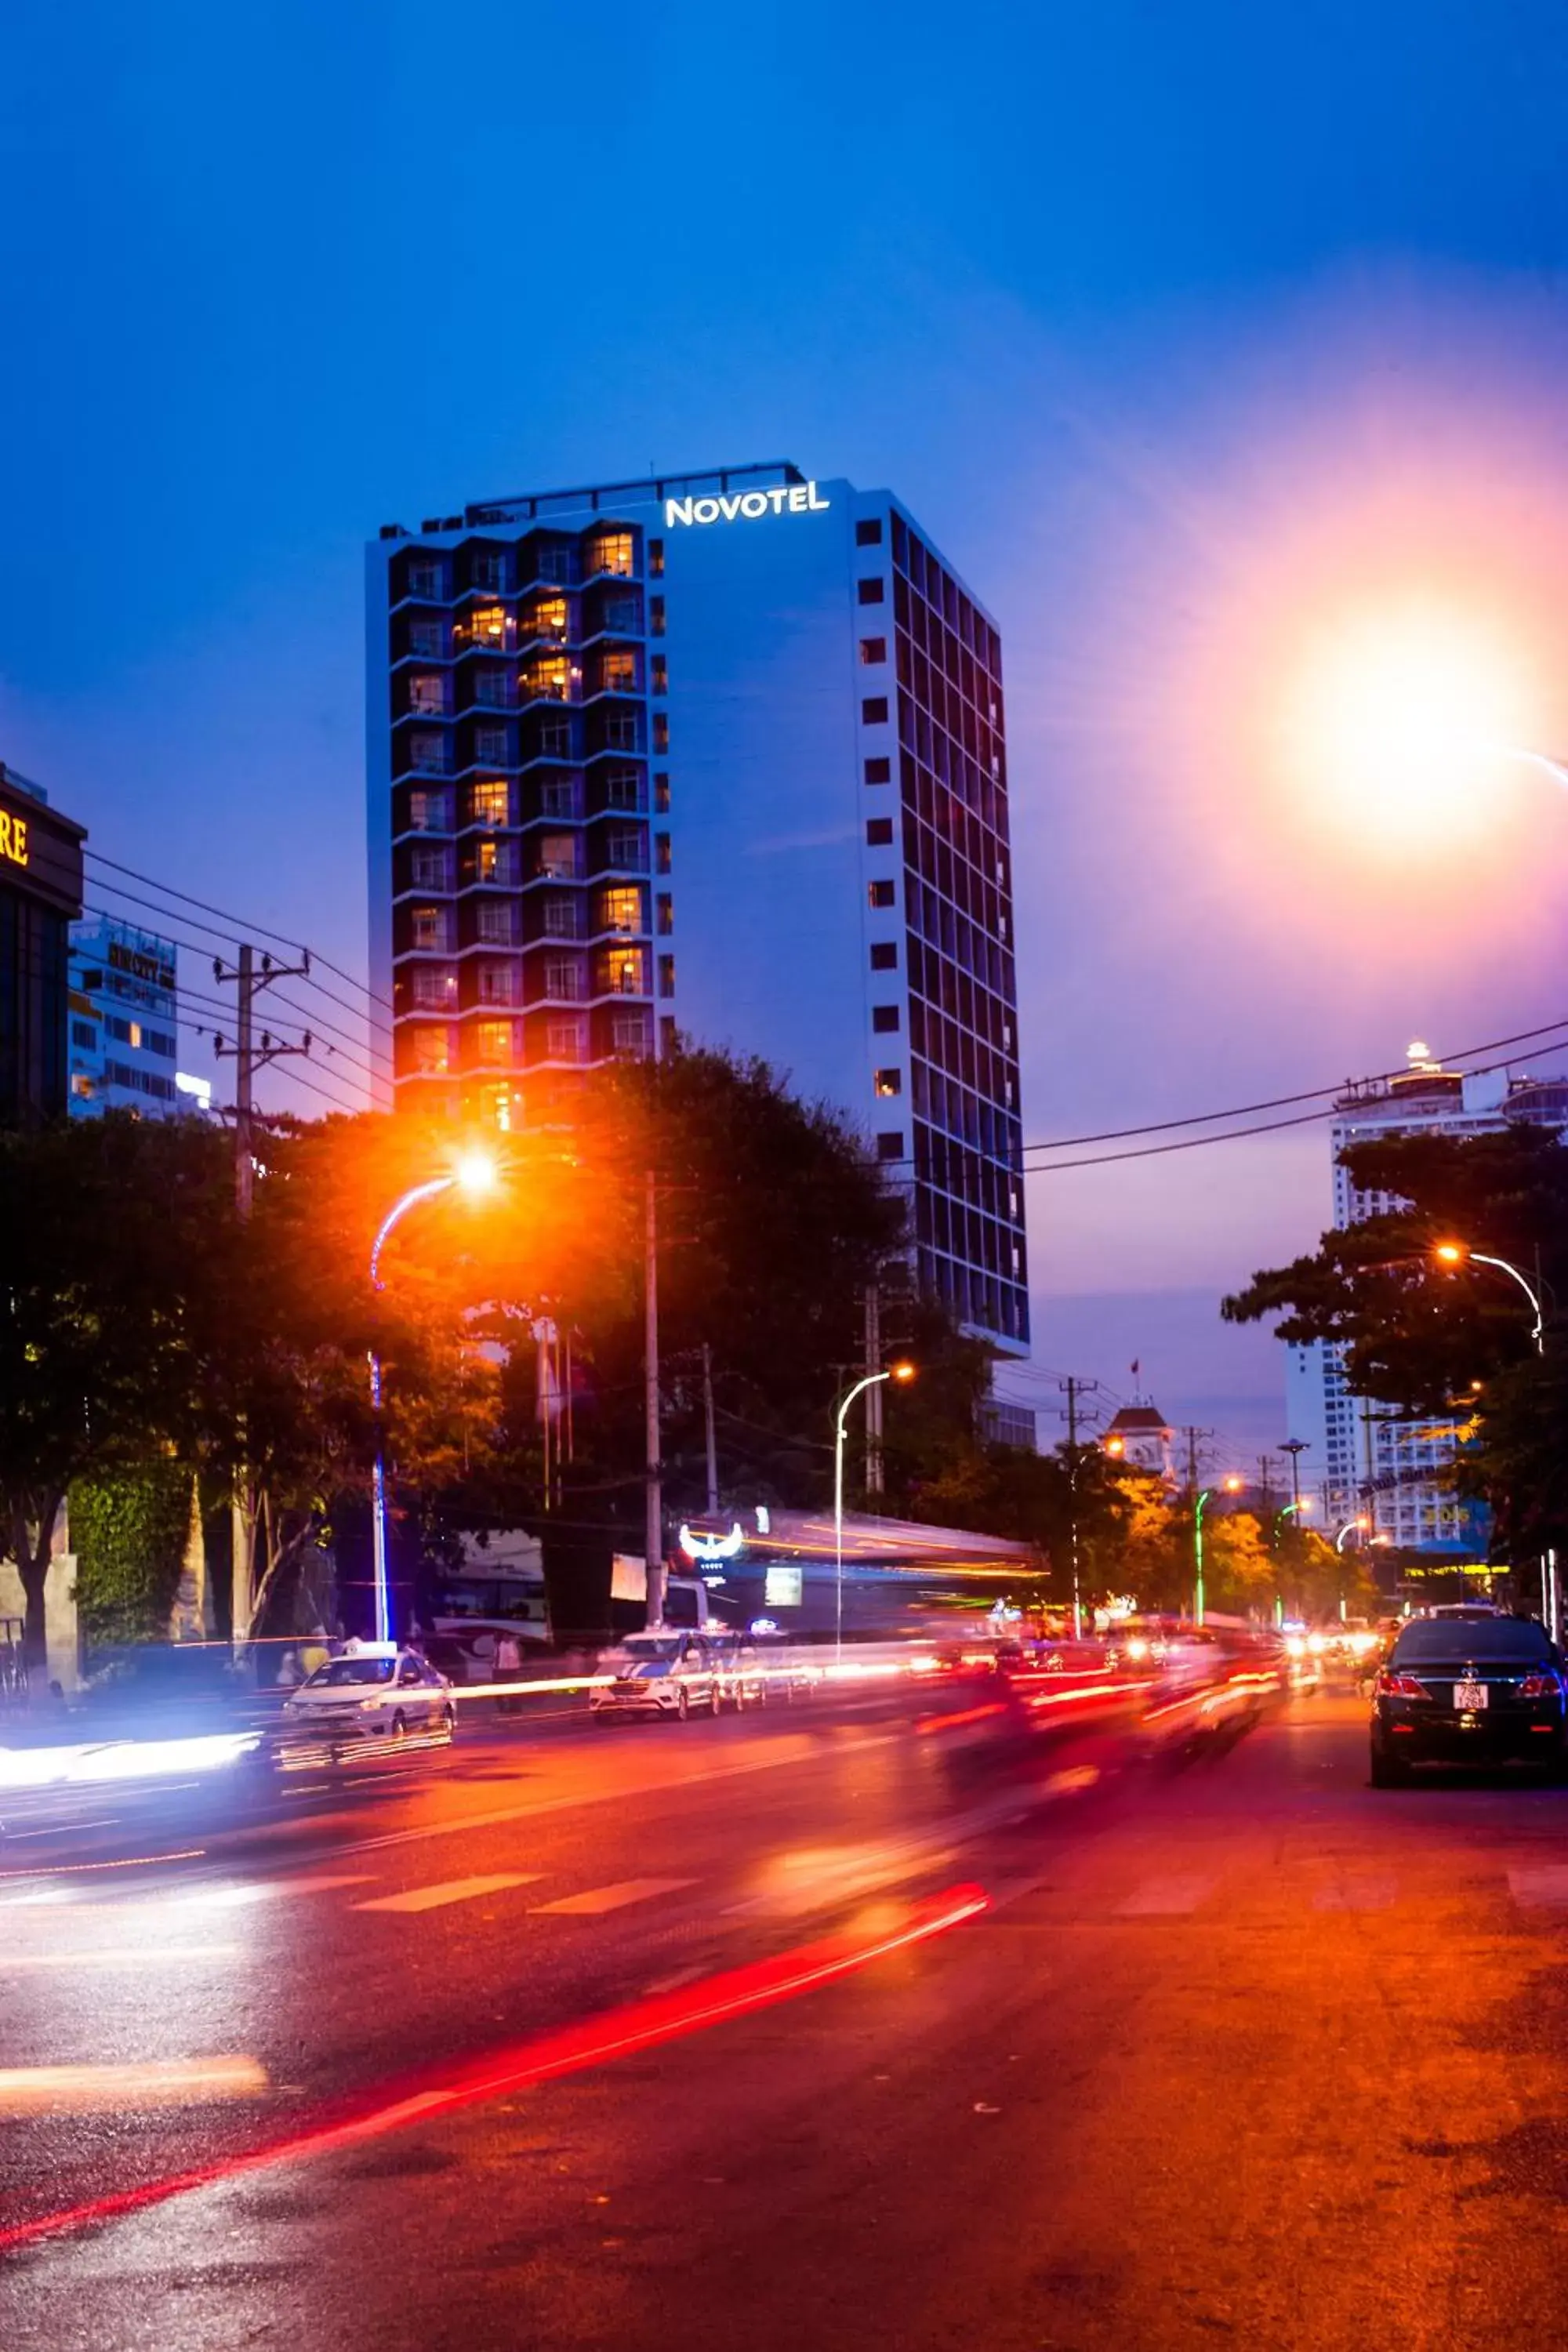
xmin=1370 ymin=1611 xmax=1568 ymax=1784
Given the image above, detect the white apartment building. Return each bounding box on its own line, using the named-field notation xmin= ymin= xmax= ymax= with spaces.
xmin=1285 ymin=1047 xmax=1568 ymax=1554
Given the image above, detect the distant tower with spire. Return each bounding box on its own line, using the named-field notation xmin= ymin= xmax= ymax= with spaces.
xmin=1102 ymin=1367 xmax=1175 ymax=1486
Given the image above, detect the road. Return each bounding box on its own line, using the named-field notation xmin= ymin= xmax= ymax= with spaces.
xmin=4 ymin=1682 xmax=1568 ymax=2348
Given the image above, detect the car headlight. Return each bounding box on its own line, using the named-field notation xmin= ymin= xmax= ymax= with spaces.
xmin=359 ymin=1696 xmax=385 ymax=1711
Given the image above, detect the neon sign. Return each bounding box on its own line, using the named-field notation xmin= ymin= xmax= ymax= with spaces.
xmin=678 ymin=1522 xmax=745 ymax=1564
xmin=0 ymin=809 xmax=29 ymax=870
xmin=665 ymin=483 xmax=829 ymax=528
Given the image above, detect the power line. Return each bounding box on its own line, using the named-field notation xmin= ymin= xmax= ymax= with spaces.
xmin=84 ymin=849 xmax=394 ymax=1017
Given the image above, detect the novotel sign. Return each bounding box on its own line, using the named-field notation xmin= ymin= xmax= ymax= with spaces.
xmin=665 ymin=482 xmax=829 ymax=528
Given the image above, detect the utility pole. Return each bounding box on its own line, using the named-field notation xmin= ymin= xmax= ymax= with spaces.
xmin=701 ymin=1341 xmax=719 ymax=1517
xmin=212 ymin=943 xmax=311 ymax=1646
xmin=1257 ymin=1454 xmax=1277 ymax=1523
xmin=863 ymin=1284 xmax=884 ymax=1497
xmin=1057 ymin=1376 xmax=1101 ymax=1639
xmin=212 ymin=946 xmax=313 ymax=1219
xmin=1178 ymin=1427 xmax=1216 ymax=1624
xmin=644 ymin=1172 xmax=665 ymax=1629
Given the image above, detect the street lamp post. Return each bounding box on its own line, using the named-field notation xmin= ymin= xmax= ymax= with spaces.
xmin=833 ymin=1363 xmax=913 ymax=1658
xmin=1273 ymin=1499 xmax=1307 ymax=1629
xmin=1193 ymin=1489 xmax=1212 ymax=1628
xmin=368 ymin=1153 xmax=497 ymax=1646
xmin=1434 ymin=1240 xmax=1554 ymax=1634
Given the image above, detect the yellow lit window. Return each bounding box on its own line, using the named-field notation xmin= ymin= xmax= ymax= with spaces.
xmin=874 ymin=1068 xmax=902 ymax=1098
xmin=409 ymin=1025 xmax=449 ymax=1073
xmin=470 ymin=778 xmax=510 ymax=826
xmin=528 ymin=596 xmax=569 ymax=641
xmin=474 ymin=1020 xmax=514 ymax=1065
xmin=470 ymin=604 xmax=510 ymax=646
xmin=477 ymin=1083 xmax=514 ymax=1132
xmin=524 ymin=656 xmax=571 ymax=702
xmin=597 ymin=886 xmax=641 ymax=935
xmin=477 ymin=838 xmax=498 ymax=881
xmin=597 ymin=946 xmax=647 ymax=996
xmin=128 ymin=1020 xmax=143 ymax=1049
xmin=601 ymin=650 xmax=637 ymax=691
xmin=586 ymin=532 xmax=634 ymax=578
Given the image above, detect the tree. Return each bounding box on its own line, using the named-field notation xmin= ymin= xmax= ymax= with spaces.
xmin=0 ymin=1114 xmax=234 ymax=1669
xmin=1223 ymin=1124 xmax=1568 ymax=1560
xmin=528 ymin=1047 xmax=909 ymax=1528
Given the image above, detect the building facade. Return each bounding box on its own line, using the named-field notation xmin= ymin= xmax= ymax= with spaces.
xmin=0 ymin=761 xmax=84 ymax=1126
xmin=67 ymin=918 xmax=185 ymax=1116
xmin=367 ymin=463 xmax=1028 ymax=1349
xmin=1284 ymin=1048 xmax=1568 ymax=1552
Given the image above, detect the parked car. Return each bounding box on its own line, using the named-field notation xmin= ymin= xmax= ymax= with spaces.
xmin=1370 ymin=1613 xmax=1566 ymax=1784
xmin=589 ymin=1632 xmax=721 ymax=1722
xmin=282 ymin=1642 xmax=456 ymax=1748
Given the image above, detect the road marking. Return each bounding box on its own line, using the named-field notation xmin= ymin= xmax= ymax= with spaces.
xmin=157 ymin=1873 xmax=376 ymax=1910
xmin=1507 ymin=1865 xmax=1568 ymax=1907
xmin=1116 ymin=1875 xmax=1212 ymax=1917
xmin=533 ymin=1877 xmax=695 ymax=1915
xmin=354 ymin=1873 xmax=540 ymax=1915
xmin=1314 ymin=1874 xmax=1396 ymax=1911
xmin=5 ymin=1944 xmax=244 ymax=1969
xmin=0 ymin=2057 xmax=269 ymax=2116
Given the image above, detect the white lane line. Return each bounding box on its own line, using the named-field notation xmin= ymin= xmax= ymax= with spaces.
xmin=6 ymin=1945 xmax=244 ymax=1969
xmin=1508 ymin=1865 xmax=1568 ymax=1907
xmin=1314 ymin=1875 xmax=1397 ymax=1912
xmin=354 ymin=1873 xmax=540 ymax=1915
xmin=533 ymin=1877 xmax=695 ymax=1916
xmin=1116 ymin=1875 xmax=1213 ymax=1917
xmin=0 ymin=2057 xmax=270 ymax=2115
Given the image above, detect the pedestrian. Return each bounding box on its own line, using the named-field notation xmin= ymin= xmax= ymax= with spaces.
xmin=276 ymin=1646 xmax=303 ymax=1689
xmin=495 ymin=1630 xmax=521 ymax=1715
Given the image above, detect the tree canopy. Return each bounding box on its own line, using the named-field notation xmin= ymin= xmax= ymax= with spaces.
xmin=1222 ymin=1123 xmax=1568 ymax=1559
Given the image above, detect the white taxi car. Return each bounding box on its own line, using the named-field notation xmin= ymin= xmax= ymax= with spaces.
xmin=590 ymin=1632 xmax=721 ymax=1722
xmin=283 ymin=1642 xmax=456 ymax=1748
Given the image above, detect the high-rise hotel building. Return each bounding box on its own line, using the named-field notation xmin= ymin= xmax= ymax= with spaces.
xmin=367 ymin=462 xmax=1028 ymax=1349
xmin=1285 ymin=1048 xmax=1568 ymax=1552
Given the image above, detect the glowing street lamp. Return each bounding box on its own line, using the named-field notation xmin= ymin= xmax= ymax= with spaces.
xmin=1432 ymin=1240 xmax=1544 ymax=1355
xmin=1336 ymin=1515 xmax=1370 ymax=1554
xmin=833 ymin=1361 xmax=914 ymax=1657
xmin=368 ymin=1150 xmax=499 ymax=1644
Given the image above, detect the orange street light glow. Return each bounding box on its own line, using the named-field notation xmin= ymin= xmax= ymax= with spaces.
xmin=452 ymin=1148 xmax=499 ymax=1200
xmin=1434 ymin=1240 xmax=1467 ymax=1265
xmin=889 ymin=1360 xmax=916 ymax=1384
xmin=1277 ymin=593 xmax=1544 ymax=855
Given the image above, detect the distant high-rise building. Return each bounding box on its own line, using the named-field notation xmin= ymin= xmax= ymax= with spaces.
xmin=0 ymin=760 xmax=83 ymax=1127
xmin=367 ymin=463 xmax=1028 ymax=1349
xmin=67 ymin=916 xmax=187 ymax=1117
xmin=1284 ymin=1046 xmax=1568 ymax=1553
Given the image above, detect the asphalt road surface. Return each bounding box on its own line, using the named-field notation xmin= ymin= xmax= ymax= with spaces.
xmin=5 ymin=1683 xmax=1568 ymax=2350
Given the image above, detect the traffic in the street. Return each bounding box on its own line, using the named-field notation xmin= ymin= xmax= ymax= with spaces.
xmin=5 ymin=1630 xmax=1568 ymax=2349
xmin=10 ymin=3 xmax=1568 ymax=2346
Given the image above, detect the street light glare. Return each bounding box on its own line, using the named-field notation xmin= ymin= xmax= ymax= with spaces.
xmin=1280 ymin=593 xmax=1541 ymax=854
xmin=1434 ymin=1240 xmax=1467 ymax=1265
xmin=889 ymin=1360 xmax=916 ymax=1384
xmin=451 ymin=1148 xmax=499 ymax=1200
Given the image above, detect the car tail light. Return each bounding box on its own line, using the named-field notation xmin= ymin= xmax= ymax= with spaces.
xmin=1376 ymin=1669 xmax=1429 ymax=1699
xmin=1518 ymin=1672 xmax=1560 ymax=1699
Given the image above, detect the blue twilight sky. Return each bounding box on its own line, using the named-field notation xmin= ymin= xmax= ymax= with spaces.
xmin=5 ymin=0 xmax=1568 ymax=1461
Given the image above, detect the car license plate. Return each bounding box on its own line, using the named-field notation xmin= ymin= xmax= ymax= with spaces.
xmin=1454 ymin=1681 xmax=1488 ymax=1711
